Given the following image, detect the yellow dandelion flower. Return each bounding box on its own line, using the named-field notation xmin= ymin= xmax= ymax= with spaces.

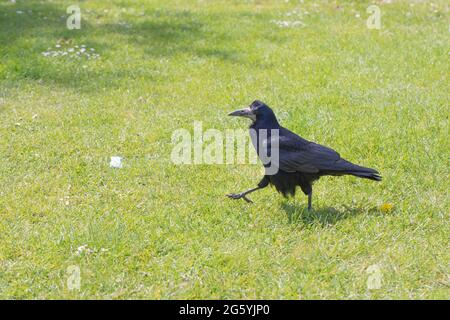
xmin=379 ymin=203 xmax=394 ymax=213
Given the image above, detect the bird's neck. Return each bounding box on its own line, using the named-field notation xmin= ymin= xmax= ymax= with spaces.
xmin=250 ymin=117 xmax=281 ymax=130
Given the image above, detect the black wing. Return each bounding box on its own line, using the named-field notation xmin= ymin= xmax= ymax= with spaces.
xmin=260 ymin=127 xmax=380 ymax=179
xmin=266 ymin=128 xmax=341 ymax=173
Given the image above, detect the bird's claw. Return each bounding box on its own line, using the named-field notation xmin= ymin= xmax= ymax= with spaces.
xmin=226 ymin=193 xmax=253 ymax=203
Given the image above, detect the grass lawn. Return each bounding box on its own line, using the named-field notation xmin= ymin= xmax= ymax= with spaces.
xmin=0 ymin=0 xmax=448 ymax=299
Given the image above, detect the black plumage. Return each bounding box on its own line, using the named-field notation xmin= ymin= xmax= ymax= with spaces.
xmin=227 ymin=100 xmax=381 ymax=210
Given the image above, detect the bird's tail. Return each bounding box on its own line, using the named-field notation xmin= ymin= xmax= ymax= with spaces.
xmin=327 ymin=159 xmax=382 ymax=181
xmin=348 ymin=169 xmax=382 ymax=181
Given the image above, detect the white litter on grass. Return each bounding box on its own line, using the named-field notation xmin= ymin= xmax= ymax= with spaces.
xmin=272 ymin=8 xmax=307 ymax=28
xmin=76 ymin=245 xmax=93 ymax=256
xmin=75 ymin=245 xmax=108 ymax=256
xmin=271 ymin=20 xmax=305 ymax=28
xmin=110 ymin=156 xmax=123 ymax=169
xmin=118 ymin=21 xmax=131 ymax=28
xmin=285 ymin=8 xmax=303 ymax=17
xmin=41 ymin=42 xmax=100 ymax=60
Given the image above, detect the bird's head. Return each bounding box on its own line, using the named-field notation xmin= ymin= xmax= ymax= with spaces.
xmin=228 ymin=100 xmax=279 ymax=127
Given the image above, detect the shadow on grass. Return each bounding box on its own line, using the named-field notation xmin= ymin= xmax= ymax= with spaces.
xmin=0 ymin=1 xmax=246 ymax=91
xmin=0 ymin=2 xmax=65 ymax=46
xmin=281 ymin=202 xmax=379 ymax=227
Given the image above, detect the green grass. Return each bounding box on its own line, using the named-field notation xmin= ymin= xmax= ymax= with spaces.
xmin=0 ymin=0 xmax=448 ymax=299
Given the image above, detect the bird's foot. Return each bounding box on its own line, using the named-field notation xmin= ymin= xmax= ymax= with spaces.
xmin=226 ymin=193 xmax=253 ymax=203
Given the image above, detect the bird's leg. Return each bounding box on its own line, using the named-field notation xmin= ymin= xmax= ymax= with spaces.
xmin=307 ymin=192 xmax=312 ymax=211
xmin=227 ymin=187 xmax=260 ymax=203
xmin=227 ymin=177 xmax=269 ymax=203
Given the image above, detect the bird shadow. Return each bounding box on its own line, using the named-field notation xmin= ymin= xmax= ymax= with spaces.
xmin=281 ymin=202 xmax=377 ymax=227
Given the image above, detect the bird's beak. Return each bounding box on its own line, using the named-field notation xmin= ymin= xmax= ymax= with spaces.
xmin=228 ymin=107 xmax=254 ymax=119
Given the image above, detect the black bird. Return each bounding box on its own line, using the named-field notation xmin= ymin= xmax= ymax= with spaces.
xmin=227 ymin=100 xmax=381 ymax=210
